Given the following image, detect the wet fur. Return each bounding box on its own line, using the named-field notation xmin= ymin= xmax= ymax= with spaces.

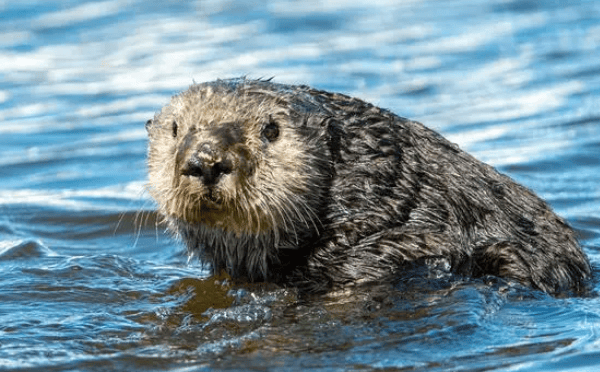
xmin=147 ymin=78 xmax=591 ymax=295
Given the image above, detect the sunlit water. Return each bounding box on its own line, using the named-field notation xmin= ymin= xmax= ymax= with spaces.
xmin=1 ymin=0 xmax=600 ymax=371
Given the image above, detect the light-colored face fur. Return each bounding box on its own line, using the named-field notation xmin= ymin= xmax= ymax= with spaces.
xmin=146 ymin=81 xmax=326 ymax=241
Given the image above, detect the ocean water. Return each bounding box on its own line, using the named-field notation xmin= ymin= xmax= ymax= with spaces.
xmin=1 ymin=0 xmax=600 ymax=370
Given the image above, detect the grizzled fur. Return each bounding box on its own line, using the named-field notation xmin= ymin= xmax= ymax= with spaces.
xmin=146 ymin=78 xmax=591 ymax=295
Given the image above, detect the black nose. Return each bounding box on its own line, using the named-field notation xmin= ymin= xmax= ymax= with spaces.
xmin=182 ymin=143 xmax=232 ymax=185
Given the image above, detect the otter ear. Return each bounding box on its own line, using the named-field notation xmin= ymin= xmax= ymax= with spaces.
xmin=304 ymin=114 xmax=329 ymax=128
xmin=145 ymin=119 xmax=154 ymax=132
xmin=300 ymin=114 xmax=342 ymax=163
xmin=302 ymin=114 xmax=341 ymax=140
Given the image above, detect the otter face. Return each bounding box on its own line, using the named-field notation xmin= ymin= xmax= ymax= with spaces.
xmin=146 ymin=81 xmax=327 ymax=240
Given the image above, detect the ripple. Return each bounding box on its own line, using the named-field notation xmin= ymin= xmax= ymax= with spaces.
xmin=0 ymin=239 xmax=57 ymax=261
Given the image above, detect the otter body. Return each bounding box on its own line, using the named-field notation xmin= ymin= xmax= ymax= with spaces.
xmin=147 ymin=78 xmax=591 ymax=294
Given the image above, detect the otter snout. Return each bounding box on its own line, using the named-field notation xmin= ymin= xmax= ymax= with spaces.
xmin=181 ymin=142 xmax=233 ymax=185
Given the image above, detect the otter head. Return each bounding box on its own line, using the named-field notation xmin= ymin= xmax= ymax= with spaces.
xmin=146 ymin=80 xmax=331 ymax=250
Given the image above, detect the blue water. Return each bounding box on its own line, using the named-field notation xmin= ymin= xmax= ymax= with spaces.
xmin=1 ymin=0 xmax=600 ymax=371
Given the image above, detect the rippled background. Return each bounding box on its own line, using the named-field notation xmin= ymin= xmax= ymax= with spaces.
xmin=1 ymin=0 xmax=600 ymax=370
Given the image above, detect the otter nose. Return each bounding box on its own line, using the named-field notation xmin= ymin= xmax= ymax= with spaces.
xmin=182 ymin=143 xmax=232 ymax=185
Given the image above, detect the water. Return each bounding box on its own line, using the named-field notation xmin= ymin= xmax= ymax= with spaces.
xmin=1 ymin=0 xmax=600 ymax=370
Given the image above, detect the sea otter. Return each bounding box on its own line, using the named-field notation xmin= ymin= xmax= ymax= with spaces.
xmin=146 ymin=78 xmax=591 ymax=295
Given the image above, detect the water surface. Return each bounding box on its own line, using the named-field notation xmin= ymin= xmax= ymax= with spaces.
xmin=1 ymin=0 xmax=600 ymax=371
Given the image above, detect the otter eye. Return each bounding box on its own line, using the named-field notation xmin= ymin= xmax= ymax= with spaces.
xmin=262 ymin=119 xmax=279 ymax=142
xmin=172 ymin=120 xmax=178 ymax=138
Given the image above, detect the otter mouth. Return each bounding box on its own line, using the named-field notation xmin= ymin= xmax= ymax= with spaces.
xmin=201 ymin=189 xmax=224 ymax=209
xmin=177 ymin=142 xmax=237 ymax=212
xmin=177 ymin=136 xmax=236 ymax=189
